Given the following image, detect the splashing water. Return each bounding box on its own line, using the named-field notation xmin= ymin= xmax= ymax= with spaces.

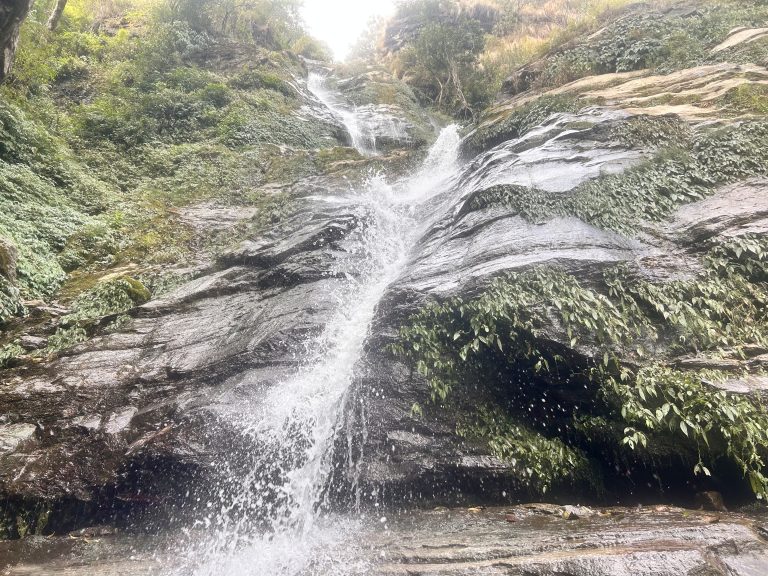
xmin=182 ymin=84 xmax=461 ymax=575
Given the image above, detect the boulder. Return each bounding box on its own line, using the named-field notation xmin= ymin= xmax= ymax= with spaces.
xmin=0 ymin=238 xmax=17 ymax=283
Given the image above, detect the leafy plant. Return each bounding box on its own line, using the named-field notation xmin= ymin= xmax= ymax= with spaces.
xmin=394 ymin=231 xmax=768 ymax=499
xmin=458 ymin=404 xmax=597 ymax=495
xmin=603 ymin=366 xmax=768 ymax=500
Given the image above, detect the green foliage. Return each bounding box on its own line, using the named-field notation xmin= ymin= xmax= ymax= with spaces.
xmin=722 ymin=84 xmax=768 ymax=116
xmin=468 ymin=121 xmax=768 ymax=235
xmin=603 ymin=366 xmax=768 ymax=500
xmin=0 ymin=343 xmax=25 ymax=368
xmin=0 ymin=0 xmax=341 ymax=330
xmin=0 ymin=98 xmax=111 ymax=316
xmin=0 ymin=275 xmax=23 ymax=324
xmin=228 ymin=69 xmax=294 ymax=97
xmin=393 ymin=267 xmax=631 ymax=402
xmin=464 ymin=184 xmax=558 ymax=223
xmin=395 ymin=232 xmax=768 ymax=498
xmin=157 ymin=0 xmax=306 ymax=50
xmin=572 ymin=122 xmax=768 ymax=234
xmin=606 ymin=238 xmax=768 ymax=354
xmin=47 ymin=276 xmax=150 ymax=353
xmin=393 ymin=0 xmax=488 ymax=116
xmin=534 ymin=2 xmax=768 ymax=91
xmin=458 ymin=404 xmax=597 ymax=495
xmin=609 ymin=115 xmax=691 ymax=149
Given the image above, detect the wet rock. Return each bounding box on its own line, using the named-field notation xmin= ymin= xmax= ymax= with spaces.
xmin=0 ymin=193 xmax=378 ymax=523
xmin=561 ymin=505 xmax=596 ymax=520
xmin=0 ymin=238 xmax=18 ymax=282
xmin=22 ymin=300 xmax=70 ymax=318
xmin=367 ymin=506 xmax=768 ymax=576
xmin=668 ymin=179 xmax=768 ymax=246
xmin=68 ymin=525 xmax=117 ymax=538
xmin=103 ymin=407 xmax=138 ymax=435
xmin=175 ymin=203 xmax=259 ymax=234
xmin=0 ymin=424 xmax=36 ymax=455
xmin=712 ymin=27 xmax=768 ymax=54
xmin=695 ymin=491 xmax=728 ymax=512
xmin=18 ymin=336 xmax=47 ymax=351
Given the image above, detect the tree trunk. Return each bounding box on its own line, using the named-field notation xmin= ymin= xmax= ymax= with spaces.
xmin=47 ymin=0 xmax=68 ymax=31
xmin=0 ymin=0 xmax=34 ymax=81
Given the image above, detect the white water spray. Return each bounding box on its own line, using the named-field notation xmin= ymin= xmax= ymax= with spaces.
xmin=183 ymin=79 xmax=460 ymax=576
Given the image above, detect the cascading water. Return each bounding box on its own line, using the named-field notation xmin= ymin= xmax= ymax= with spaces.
xmin=308 ymin=72 xmax=375 ymax=155
xmin=181 ymin=76 xmax=460 ymax=576
xmin=307 ymin=73 xmax=412 ymax=156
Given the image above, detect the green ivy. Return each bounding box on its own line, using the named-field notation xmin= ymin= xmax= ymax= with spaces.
xmin=468 ymin=121 xmax=768 ymax=235
xmin=394 ymin=234 xmax=768 ymax=499
xmin=458 ymin=404 xmax=597 ymax=495
xmin=602 ymin=366 xmax=768 ymax=500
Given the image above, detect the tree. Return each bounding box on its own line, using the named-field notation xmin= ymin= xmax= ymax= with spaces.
xmin=47 ymin=0 xmax=69 ymax=31
xmin=401 ymin=15 xmax=485 ymax=116
xmin=0 ymin=0 xmax=33 ymax=81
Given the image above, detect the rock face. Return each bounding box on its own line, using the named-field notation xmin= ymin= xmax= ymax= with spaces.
xmin=369 ymin=506 xmax=768 ymax=576
xmin=341 ymin=138 xmax=768 ymax=506
xmin=2 ymin=98 xmax=767 ymax=533
xmin=0 ymin=195 xmax=376 ymax=533
xmin=0 ymin=0 xmax=32 ymax=80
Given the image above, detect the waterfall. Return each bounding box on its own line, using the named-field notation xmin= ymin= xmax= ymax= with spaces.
xmin=307 ymin=72 xmax=412 ymax=156
xmin=308 ymin=72 xmax=375 ymax=155
xmin=182 ymin=79 xmax=460 ymax=576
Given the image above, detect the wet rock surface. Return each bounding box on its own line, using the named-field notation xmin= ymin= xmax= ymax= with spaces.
xmin=1 ymin=506 xmax=766 ymax=575
xmin=370 ymin=506 xmax=768 ymax=576
xmin=3 ymin=7 xmax=768 ymax=547
xmin=0 ymin=194 xmax=375 ymax=530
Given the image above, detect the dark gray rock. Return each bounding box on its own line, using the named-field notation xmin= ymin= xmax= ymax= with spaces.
xmin=1 ymin=103 xmax=767 ymax=535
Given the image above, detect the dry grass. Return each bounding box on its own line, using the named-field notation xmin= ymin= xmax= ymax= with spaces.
xmin=478 ymin=0 xmax=672 ymax=92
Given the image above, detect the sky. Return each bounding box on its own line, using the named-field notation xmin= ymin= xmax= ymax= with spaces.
xmin=301 ymin=0 xmax=396 ymax=61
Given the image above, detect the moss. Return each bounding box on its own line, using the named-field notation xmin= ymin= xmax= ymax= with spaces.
xmin=722 ymin=84 xmax=768 ymax=116
xmin=316 ymin=146 xmax=364 ymax=169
